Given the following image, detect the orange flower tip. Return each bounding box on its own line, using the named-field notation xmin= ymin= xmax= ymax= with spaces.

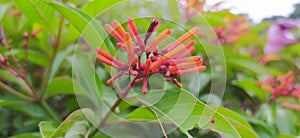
xmin=124 ymin=33 xmax=131 ymax=41
xmin=164 ymin=29 xmax=172 ymax=35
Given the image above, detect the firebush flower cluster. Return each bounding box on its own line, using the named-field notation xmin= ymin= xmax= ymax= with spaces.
xmin=258 ymin=71 xmax=300 ymax=102
xmin=96 ymin=18 xmax=206 ymax=95
xmin=214 ymin=15 xmax=249 ymax=45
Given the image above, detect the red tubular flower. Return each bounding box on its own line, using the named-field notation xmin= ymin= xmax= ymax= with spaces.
xmin=97 ymin=18 xmax=206 ymax=95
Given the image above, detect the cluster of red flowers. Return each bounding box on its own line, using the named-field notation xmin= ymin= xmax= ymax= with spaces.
xmin=258 ymin=71 xmax=300 ymax=102
xmin=96 ymin=18 xmax=206 ymax=95
xmin=214 ymin=15 xmax=249 ymax=45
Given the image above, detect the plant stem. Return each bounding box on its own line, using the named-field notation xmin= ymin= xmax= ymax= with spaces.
xmin=88 ymin=97 xmax=123 ymax=137
xmin=0 ymin=81 xmax=33 ymax=101
xmin=89 ymin=75 xmax=140 ymax=137
xmin=40 ymin=17 xmax=64 ymax=99
xmin=40 ymin=100 xmax=61 ymax=122
xmin=97 ymin=97 xmax=123 ymax=128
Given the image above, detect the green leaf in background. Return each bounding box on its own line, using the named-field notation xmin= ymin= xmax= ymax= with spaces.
xmin=47 ymin=77 xmax=74 ymax=97
xmin=0 ymin=3 xmax=9 ymax=21
xmin=228 ymin=57 xmax=269 ymax=76
xmin=275 ymin=106 xmax=298 ymax=135
xmin=49 ymin=46 xmax=74 ymax=83
xmin=44 ymin=108 xmax=94 ymax=138
xmin=13 ymin=49 xmax=49 ymax=67
xmin=8 ymin=132 xmax=41 ymax=138
xmin=234 ymin=80 xmax=267 ymax=102
xmin=48 ymin=2 xmax=111 ymax=51
xmin=12 ymin=0 xmax=56 ymax=32
xmin=81 ymin=0 xmax=124 ymax=17
xmin=277 ymin=134 xmax=299 ymax=138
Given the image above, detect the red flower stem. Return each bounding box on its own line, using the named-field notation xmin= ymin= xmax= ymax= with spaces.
xmin=121 ymin=74 xmax=140 ymax=98
xmin=142 ymin=77 xmax=148 ymax=94
xmin=106 ymin=71 xmax=125 ymax=85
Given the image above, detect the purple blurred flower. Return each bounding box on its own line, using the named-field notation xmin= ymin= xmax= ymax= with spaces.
xmin=264 ymin=20 xmax=300 ymax=55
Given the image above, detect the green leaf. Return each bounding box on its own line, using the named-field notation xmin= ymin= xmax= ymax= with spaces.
xmin=0 ymin=3 xmax=9 ymax=21
xmin=49 ymin=46 xmax=74 ymax=82
xmin=277 ymin=134 xmax=298 ymax=138
xmin=0 ymin=99 xmax=19 ymax=107
xmin=48 ymin=108 xmax=94 ymax=138
xmin=8 ymin=132 xmax=41 ymax=138
xmin=48 ymin=2 xmax=111 ymax=51
xmin=39 ymin=121 xmax=57 ymax=138
xmin=275 ymin=106 xmax=297 ymax=135
xmin=13 ymin=49 xmax=49 ymax=67
xmin=126 ymin=107 xmax=157 ymax=121
xmin=130 ymin=89 xmax=258 ymax=138
xmin=234 ymin=80 xmax=266 ymax=102
xmin=228 ymin=57 xmax=269 ymax=76
xmin=12 ymin=0 xmax=56 ymax=32
xmin=81 ymin=0 xmax=124 ymax=16
xmin=64 ymin=120 xmax=91 ymax=138
xmin=47 ymin=77 xmax=74 ymax=97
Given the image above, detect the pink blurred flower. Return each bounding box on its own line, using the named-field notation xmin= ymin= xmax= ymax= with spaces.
xmin=264 ymin=20 xmax=300 ymax=55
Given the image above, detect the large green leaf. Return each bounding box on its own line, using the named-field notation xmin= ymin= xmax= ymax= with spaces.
xmin=128 ymin=89 xmax=258 ymax=138
xmin=12 ymin=0 xmax=56 ymax=32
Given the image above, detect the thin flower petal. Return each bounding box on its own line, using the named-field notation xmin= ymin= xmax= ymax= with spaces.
xmin=144 ymin=19 xmax=161 ymax=45
xmin=162 ymin=27 xmax=199 ymax=53
xmin=174 ymin=66 xmax=206 ymax=76
xmin=147 ymin=29 xmax=171 ymax=53
xmin=105 ymin=24 xmax=124 ymax=42
xmin=96 ymin=48 xmax=127 ymax=69
xmin=128 ymin=18 xmax=145 ymax=49
xmin=112 ymin=20 xmax=126 ymax=37
xmin=124 ymin=33 xmax=136 ymax=65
